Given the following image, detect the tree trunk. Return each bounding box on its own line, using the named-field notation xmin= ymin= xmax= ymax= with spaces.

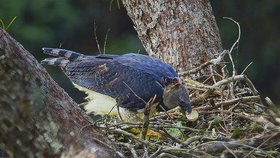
xmin=0 ymin=30 xmax=121 ymax=158
xmin=121 ymin=0 xmax=223 ymax=78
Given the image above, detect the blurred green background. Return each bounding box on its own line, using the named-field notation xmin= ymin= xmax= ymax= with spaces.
xmin=0 ymin=0 xmax=279 ymax=105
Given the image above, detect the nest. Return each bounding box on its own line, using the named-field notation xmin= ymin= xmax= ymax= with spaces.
xmin=93 ymin=20 xmax=280 ymax=158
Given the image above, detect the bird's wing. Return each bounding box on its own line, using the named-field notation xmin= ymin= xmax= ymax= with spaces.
xmin=65 ymin=56 xmax=166 ymax=110
xmin=41 ymin=48 xmax=178 ymax=111
xmin=116 ymin=53 xmax=177 ymax=83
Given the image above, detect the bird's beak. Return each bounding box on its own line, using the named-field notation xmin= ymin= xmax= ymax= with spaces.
xmin=179 ymin=102 xmax=191 ymax=114
xmin=178 ymin=99 xmax=194 ymax=119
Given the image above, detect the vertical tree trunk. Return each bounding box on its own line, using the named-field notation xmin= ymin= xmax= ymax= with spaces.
xmin=122 ymin=0 xmax=223 ymax=78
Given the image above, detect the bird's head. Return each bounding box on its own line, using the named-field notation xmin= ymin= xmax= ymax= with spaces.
xmin=162 ymin=77 xmax=192 ymax=115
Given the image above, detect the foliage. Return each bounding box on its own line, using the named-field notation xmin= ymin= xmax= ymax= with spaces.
xmin=0 ymin=0 xmax=144 ymax=104
xmin=0 ymin=0 xmax=81 ymax=50
xmin=0 ymin=16 xmax=17 ymax=32
xmin=166 ymin=121 xmax=184 ymax=139
xmin=109 ymin=0 xmax=121 ymax=11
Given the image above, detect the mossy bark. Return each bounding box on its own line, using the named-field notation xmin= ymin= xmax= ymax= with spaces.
xmin=0 ymin=30 xmax=120 ymax=158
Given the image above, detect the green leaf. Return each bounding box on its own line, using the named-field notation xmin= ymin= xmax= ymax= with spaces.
xmin=207 ymin=116 xmax=222 ymax=130
xmin=249 ymin=122 xmax=262 ymax=132
xmin=167 ymin=121 xmax=183 ymax=139
xmin=109 ymin=0 xmax=121 ymax=11
xmin=0 ymin=16 xmax=17 ymax=32
xmin=5 ymin=16 xmax=17 ymax=31
xmin=231 ymin=126 xmax=241 ymax=138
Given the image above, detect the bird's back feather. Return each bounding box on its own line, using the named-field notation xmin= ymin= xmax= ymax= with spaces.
xmin=41 ymin=48 xmax=178 ymax=111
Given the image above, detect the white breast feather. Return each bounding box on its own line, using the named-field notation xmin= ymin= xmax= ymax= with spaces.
xmin=73 ymin=83 xmax=118 ymax=115
xmin=72 ymin=83 xmax=157 ymax=122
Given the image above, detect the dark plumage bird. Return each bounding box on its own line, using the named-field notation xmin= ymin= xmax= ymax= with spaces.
xmin=41 ymin=48 xmax=192 ymax=121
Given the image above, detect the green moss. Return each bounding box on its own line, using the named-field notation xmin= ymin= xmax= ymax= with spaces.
xmin=249 ymin=122 xmax=262 ymax=132
xmin=208 ymin=116 xmax=222 ymax=129
xmin=231 ymin=126 xmax=242 ymax=138
xmin=42 ymin=121 xmax=63 ymax=154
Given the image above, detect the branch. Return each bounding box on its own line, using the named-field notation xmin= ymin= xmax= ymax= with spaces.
xmin=0 ymin=29 xmax=122 ymax=157
xmin=196 ymin=132 xmax=280 ymax=154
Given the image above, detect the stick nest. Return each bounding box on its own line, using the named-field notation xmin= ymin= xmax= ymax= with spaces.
xmin=93 ymin=20 xmax=280 ymax=157
xmin=93 ymin=51 xmax=280 ymax=157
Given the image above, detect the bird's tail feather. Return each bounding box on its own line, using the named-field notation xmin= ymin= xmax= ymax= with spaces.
xmin=41 ymin=48 xmax=87 ymax=67
xmin=42 ymin=48 xmax=85 ymax=61
xmin=41 ymin=57 xmax=70 ymax=67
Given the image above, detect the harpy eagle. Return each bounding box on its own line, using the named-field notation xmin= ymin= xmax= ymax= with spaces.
xmin=41 ymin=48 xmax=192 ymax=121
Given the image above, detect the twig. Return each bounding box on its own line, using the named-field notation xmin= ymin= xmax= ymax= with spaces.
xmin=196 ymin=96 xmax=260 ymax=111
xmin=148 ymin=123 xmax=197 ymax=132
xmin=244 ymin=132 xmax=279 ymax=158
xmin=209 ymin=65 xmax=216 ymax=83
xmin=239 ymin=113 xmax=279 ymax=130
xmin=223 ymin=17 xmax=241 ymax=98
xmin=241 ymin=62 xmax=253 ymax=75
xmin=209 ymin=74 xmax=259 ymax=95
xmin=179 ymin=51 xmax=226 ymax=76
xmin=117 ymin=143 xmax=138 ymax=158
xmin=142 ymin=146 xmax=149 ymax=158
xmin=186 ymin=74 xmax=258 ymax=96
xmin=160 ymin=147 xmax=202 ymax=157
xmin=221 ymin=65 xmax=227 ymax=79
xmin=111 ymin=129 xmax=157 ymax=148
xmin=117 ymin=105 xmax=124 ymax=121
xmin=193 ymin=88 xmax=215 ymax=104
xmin=159 ymin=128 xmax=183 ymax=144
xmin=265 ymin=97 xmax=276 ymax=107
xmin=211 ymin=75 xmax=243 ymax=88
xmin=223 ymin=17 xmax=241 ymax=76
xmin=149 ymin=147 xmax=162 ymax=158
xmin=158 ymin=104 xmax=173 ymax=120
xmin=179 ymin=61 xmax=211 ymax=76
xmin=222 ymin=142 xmax=238 ymax=158
xmin=193 ymin=140 xmax=266 ymax=154
xmin=265 ymin=97 xmax=280 ymax=116
xmin=103 ymin=29 xmax=111 ymax=55
xmin=93 ymin=21 xmax=102 ymax=55
xmin=156 ymin=153 xmax=179 ymax=158
xmin=141 ymin=95 xmax=157 ymax=140
xmin=243 ymin=75 xmax=259 ymax=95
xmin=215 ymin=96 xmax=260 ymax=107
xmin=123 ymin=81 xmax=147 ymax=104
xmin=228 ymin=102 xmax=240 ymax=111
xmin=180 ymin=136 xmax=202 ymax=147
xmin=99 ymin=121 xmax=200 ymax=132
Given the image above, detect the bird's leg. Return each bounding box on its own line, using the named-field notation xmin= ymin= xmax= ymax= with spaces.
xmin=117 ymin=104 xmax=124 ymax=121
xmin=140 ymin=95 xmax=163 ymax=140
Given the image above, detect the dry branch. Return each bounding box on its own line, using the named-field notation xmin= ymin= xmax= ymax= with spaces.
xmin=93 ymin=39 xmax=280 ymax=157
xmin=99 ymin=1 xmax=280 ymax=157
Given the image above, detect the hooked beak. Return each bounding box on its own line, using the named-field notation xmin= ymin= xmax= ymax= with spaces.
xmin=179 ymin=103 xmax=192 ymax=115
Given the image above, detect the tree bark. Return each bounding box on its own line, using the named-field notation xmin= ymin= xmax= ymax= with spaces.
xmin=121 ymin=0 xmax=223 ymax=78
xmin=0 ymin=30 xmax=121 ymax=158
